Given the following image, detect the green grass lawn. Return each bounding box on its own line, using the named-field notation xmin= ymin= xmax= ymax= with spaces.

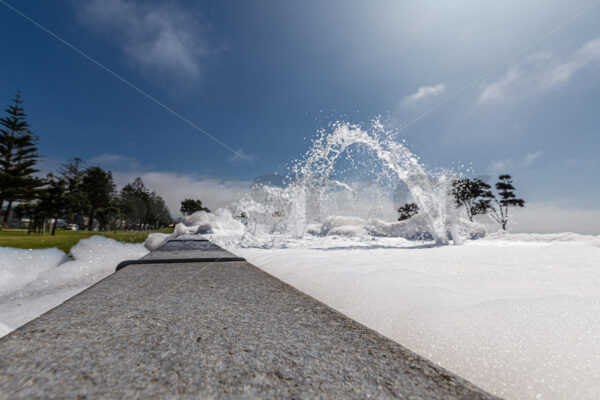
xmin=0 ymin=228 xmax=172 ymax=254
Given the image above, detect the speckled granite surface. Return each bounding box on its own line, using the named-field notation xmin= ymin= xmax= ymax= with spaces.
xmin=0 ymin=240 xmax=500 ymax=399
xmin=141 ymin=238 xmax=239 ymax=260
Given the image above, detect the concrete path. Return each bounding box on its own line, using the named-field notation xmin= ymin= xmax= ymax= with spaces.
xmin=0 ymin=237 xmax=499 ymax=399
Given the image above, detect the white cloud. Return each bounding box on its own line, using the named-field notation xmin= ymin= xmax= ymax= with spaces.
xmin=490 ymin=150 xmax=543 ymax=172
xmin=112 ymin=170 xmax=250 ymax=217
xmin=401 ymin=84 xmax=445 ymax=105
xmin=89 ymin=153 xmax=140 ymax=169
xmin=227 ymin=148 xmax=256 ymax=165
xmin=79 ymin=0 xmax=210 ymax=81
xmin=478 ymin=68 xmax=521 ymax=103
xmin=523 ymin=150 xmax=543 ymax=167
xmin=490 ymin=159 xmax=511 ymax=173
xmin=478 ymin=37 xmax=600 ymax=103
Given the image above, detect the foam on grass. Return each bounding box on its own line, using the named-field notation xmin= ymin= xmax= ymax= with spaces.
xmin=0 ymin=236 xmax=148 ymax=336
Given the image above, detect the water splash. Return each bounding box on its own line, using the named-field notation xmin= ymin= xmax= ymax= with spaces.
xmin=237 ymin=119 xmax=455 ymax=244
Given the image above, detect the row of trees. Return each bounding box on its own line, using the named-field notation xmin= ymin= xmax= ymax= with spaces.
xmin=398 ymin=175 xmax=525 ymax=230
xmin=14 ymin=162 xmax=172 ymax=234
xmin=0 ymin=93 xmax=173 ymax=234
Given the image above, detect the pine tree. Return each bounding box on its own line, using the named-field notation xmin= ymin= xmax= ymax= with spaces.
xmin=180 ymin=198 xmax=210 ymax=216
xmin=451 ymin=178 xmax=494 ymax=221
xmin=488 ymin=174 xmax=525 ymax=230
xmin=81 ymin=166 xmax=115 ymax=230
xmin=147 ymin=191 xmax=172 ymax=228
xmin=0 ymin=93 xmax=42 ymax=225
xmin=120 ymin=177 xmax=150 ymax=230
xmin=397 ymin=202 xmax=419 ymax=221
xmin=39 ymin=174 xmax=69 ymax=235
xmin=59 ymin=157 xmax=87 ymax=225
xmin=96 ymin=204 xmax=121 ymax=232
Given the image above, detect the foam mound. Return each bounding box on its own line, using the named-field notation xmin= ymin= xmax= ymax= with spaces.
xmin=0 ymin=236 xmax=148 ymax=298
xmin=366 ymin=215 xmax=434 ymax=239
xmin=145 ymin=222 xmax=192 ymax=251
xmin=319 ymin=216 xmax=367 ymax=236
xmin=184 ymin=209 xmax=245 ymax=235
xmin=0 ymin=247 xmax=68 ymax=297
xmin=0 ymin=236 xmax=148 ymax=337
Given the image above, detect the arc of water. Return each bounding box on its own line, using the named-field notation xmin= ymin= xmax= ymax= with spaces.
xmin=295 ymin=123 xmax=448 ymax=243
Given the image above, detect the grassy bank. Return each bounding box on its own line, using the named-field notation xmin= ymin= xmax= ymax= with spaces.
xmin=0 ymin=228 xmax=172 ymax=254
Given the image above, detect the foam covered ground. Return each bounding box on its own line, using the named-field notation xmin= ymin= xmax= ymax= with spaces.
xmin=0 ymin=236 xmax=148 ymax=336
xmin=204 ymin=231 xmax=600 ymax=400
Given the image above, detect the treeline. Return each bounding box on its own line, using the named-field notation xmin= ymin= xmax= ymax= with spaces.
xmin=398 ymin=175 xmax=525 ymax=230
xmin=17 ymin=159 xmax=172 ymax=234
xmin=0 ymin=93 xmax=172 ymax=234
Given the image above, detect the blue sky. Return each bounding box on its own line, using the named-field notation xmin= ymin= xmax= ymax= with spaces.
xmin=1 ymin=0 xmax=599 ymax=232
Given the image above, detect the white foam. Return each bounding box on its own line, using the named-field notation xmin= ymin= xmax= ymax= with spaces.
xmin=366 ymin=214 xmax=434 ymax=239
xmin=213 ymin=233 xmax=600 ymax=400
xmin=144 ymin=232 xmax=173 ymax=251
xmin=26 ymin=236 xmax=149 ymax=293
xmin=144 ymin=222 xmax=193 ymax=250
xmin=0 ymin=236 xmax=148 ymax=336
xmin=183 ymin=209 xmax=245 ymax=236
xmin=0 ymin=247 xmax=68 ymax=296
xmin=484 ymin=230 xmax=600 ymax=244
xmin=319 ymin=216 xmax=366 ymax=236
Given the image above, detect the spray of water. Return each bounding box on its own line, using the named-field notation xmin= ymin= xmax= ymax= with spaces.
xmin=237 ymin=119 xmax=459 ymax=244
